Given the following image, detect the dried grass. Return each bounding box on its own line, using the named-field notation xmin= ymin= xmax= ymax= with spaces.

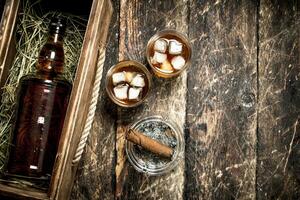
xmin=0 ymin=0 xmax=87 ymax=171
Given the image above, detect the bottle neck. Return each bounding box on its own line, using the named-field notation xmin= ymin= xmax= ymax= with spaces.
xmin=36 ymin=32 xmax=65 ymax=76
xmin=48 ymin=33 xmax=64 ymax=44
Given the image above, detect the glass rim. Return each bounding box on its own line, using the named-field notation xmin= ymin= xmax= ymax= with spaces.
xmin=125 ymin=115 xmax=185 ymax=175
xmin=105 ymin=60 xmax=152 ymax=108
xmin=146 ymin=29 xmax=192 ymax=78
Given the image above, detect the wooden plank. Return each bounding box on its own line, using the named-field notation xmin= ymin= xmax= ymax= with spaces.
xmin=257 ymin=0 xmax=300 ymax=199
xmin=70 ymin=0 xmax=119 ymax=199
xmin=0 ymin=0 xmax=19 ymax=98
xmin=185 ymin=0 xmax=257 ymax=199
xmin=0 ymin=184 xmax=48 ymax=200
xmin=116 ymin=0 xmax=188 ymax=199
xmin=49 ymin=0 xmax=113 ymax=199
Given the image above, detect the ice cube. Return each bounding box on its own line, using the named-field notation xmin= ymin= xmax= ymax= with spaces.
xmin=113 ymin=84 xmax=129 ymax=100
xmin=154 ymin=39 xmax=168 ymax=53
xmin=131 ymin=74 xmax=145 ymax=87
xmin=112 ymin=72 xmax=126 ymax=85
xmin=150 ymin=57 xmax=158 ymax=65
xmin=153 ymin=51 xmax=167 ymax=63
xmin=160 ymin=60 xmax=174 ymax=73
xmin=169 ymin=39 xmax=183 ymax=55
xmin=171 ymin=56 xmax=186 ymax=70
xmin=125 ymin=71 xmax=136 ymax=83
xmin=129 ymin=87 xmax=142 ymax=100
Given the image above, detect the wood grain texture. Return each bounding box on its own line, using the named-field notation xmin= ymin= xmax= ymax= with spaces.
xmin=0 ymin=184 xmax=48 ymax=200
xmin=70 ymin=0 xmax=119 ymax=199
xmin=257 ymin=0 xmax=300 ymax=199
xmin=2 ymin=0 xmax=300 ymax=199
xmin=0 ymin=0 xmax=19 ymax=98
xmin=185 ymin=0 xmax=257 ymax=199
xmin=50 ymin=0 xmax=113 ymax=199
xmin=116 ymin=0 xmax=188 ymax=199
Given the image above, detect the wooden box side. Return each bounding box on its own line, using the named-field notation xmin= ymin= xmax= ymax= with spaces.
xmin=0 ymin=0 xmax=113 ymax=199
xmin=0 ymin=184 xmax=48 ymax=200
xmin=0 ymin=0 xmax=39 ymax=199
xmin=49 ymin=0 xmax=113 ymax=199
xmin=0 ymin=0 xmax=19 ymax=98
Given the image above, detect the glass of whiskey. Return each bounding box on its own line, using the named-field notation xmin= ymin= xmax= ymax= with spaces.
xmin=146 ymin=30 xmax=192 ymax=78
xmin=105 ymin=60 xmax=152 ymax=107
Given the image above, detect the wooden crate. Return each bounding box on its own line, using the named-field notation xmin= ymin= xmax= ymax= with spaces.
xmin=0 ymin=0 xmax=113 ymax=199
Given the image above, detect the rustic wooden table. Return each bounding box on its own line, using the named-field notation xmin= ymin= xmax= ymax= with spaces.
xmin=71 ymin=0 xmax=300 ymax=199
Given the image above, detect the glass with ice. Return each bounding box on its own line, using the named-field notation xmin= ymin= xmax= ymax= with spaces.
xmin=146 ymin=30 xmax=192 ymax=78
xmin=106 ymin=60 xmax=152 ymax=107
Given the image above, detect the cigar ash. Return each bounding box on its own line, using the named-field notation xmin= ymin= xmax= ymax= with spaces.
xmin=131 ymin=121 xmax=177 ymax=168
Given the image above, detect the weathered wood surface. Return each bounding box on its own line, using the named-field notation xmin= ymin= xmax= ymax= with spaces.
xmin=257 ymin=0 xmax=300 ymax=199
xmin=0 ymin=0 xmax=19 ymax=98
xmin=115 ymin=0 xmax=188 ymax=199
xmin=70 ymin=0 xmax=119 ymax=199
xmin=2 ymin=1 xmax=300 ymax=199
xmin=66 ymin=0 xmax=300 ymax=199
xmin=49 ymin=0 xmax=113 ymax=199
xmin=185 ymin=0 xmax=257 ymax=199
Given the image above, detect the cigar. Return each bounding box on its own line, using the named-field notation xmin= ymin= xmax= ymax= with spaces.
xmin=126 ymin=129 xmax=173 ymax=158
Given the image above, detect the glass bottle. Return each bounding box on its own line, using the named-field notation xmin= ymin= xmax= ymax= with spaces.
xmin=6 ymin=17 xmax=72 ymax=179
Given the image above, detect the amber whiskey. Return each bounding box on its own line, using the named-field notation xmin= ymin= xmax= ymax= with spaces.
xmin=146 ymin=30 xmax=192 ymax=78
xmin=105 ymin=60 xmax=152 ymax=107
xmin=6 ymin=17 xmax=72 ymax=179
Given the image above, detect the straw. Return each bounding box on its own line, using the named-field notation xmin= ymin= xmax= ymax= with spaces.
xmin=0 ymin=0 xmax=87 ymax=171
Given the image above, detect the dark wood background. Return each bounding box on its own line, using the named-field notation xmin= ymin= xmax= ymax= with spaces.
xmin=72 ymin=0 xmax=300 ymax=200
xmin=0 ymin=1 xmax=298 ymax=198
xmin=71 ymin=0 xmax=300 ymax=199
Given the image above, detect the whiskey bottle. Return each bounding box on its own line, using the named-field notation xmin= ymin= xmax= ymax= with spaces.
xmin=6 ymin=17 xmax=72 ymax=179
